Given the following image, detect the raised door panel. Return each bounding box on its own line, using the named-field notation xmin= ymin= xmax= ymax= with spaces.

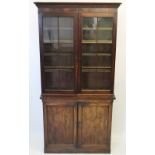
xmin=78 ymin=101 xmax=112 ymax=153
xmin=44 ymin=101 xmax=77 ymax=152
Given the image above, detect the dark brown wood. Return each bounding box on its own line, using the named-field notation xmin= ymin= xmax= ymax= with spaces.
xmin=39 ymin=8 xmax=78 ymax=14
xmin=79 ymin=11 xmax=115 ymax=93
xmin=38 ymin=9 xmax=44 ymax=92
xmin=111 ymin=9 xmax=118 ymax=93
xmin=42 ymin=97 xmax=113 ymax=153
xmin=35 ymin=2 xmax=121 ymax=153
xmin=78 ymin=101 xmax=111 ymax=152
xmin=34 ymin=2 xmax=121 ymax=8
xmin=43 ymin=100 xmax=77 ymax=153
xmin=42 ymin=93 xmax=115 ymax=101
xmin=74 ymin=11 xmax=79 ymax=93
xmin=79 ymin=101 xmax=110 ymax=149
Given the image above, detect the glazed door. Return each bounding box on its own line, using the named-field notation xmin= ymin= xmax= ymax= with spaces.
xmin=80 ymin=12 xmax=114 ymax=93
xmin=77 ymin=101 xmax=112 ymax=152
xmin=44 ymin=101 xmax=77 ymax=152
xmin=42 ymin=14 xmax=78 ymax=92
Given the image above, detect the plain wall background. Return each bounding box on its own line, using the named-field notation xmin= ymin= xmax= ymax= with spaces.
xmin=29 ymin=0 xmax=126 ymax=154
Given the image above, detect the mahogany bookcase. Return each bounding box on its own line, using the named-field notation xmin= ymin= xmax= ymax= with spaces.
xmin=35 ymin=2 xmax=121 ymax=153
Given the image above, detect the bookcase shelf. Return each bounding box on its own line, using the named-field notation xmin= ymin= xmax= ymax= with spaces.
xmin=44 ymin=52 xmax=73 ymax=56
xmin=82 ymin=40 xmax=112 ymax=44
xmin=82 ymin=66 xmax=111 ymax=69
xmin=44 ymin=66 xmax=74 ymax=69
xmin=82 ymin=27 xmax=112 ymax=30
xmin=44 ymin=27 xmax=73 ymax=30
xmin=82 ymin=53 xmax=111 ymax=56
xmin=44 ymin=40 xmax=73 ymax=43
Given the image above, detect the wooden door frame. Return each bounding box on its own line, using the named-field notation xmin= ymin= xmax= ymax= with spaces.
xmin=43 ymin=100 xmax=78 ymax=152
xmin=78 ymin=11 xmax=117 ymax=94
xmin=39 ymin=10 xmax=79 ymax=94
xmin=77 ymin=101 xmax=112 ymax=152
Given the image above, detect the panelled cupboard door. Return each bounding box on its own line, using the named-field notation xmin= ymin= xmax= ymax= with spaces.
xmin=77 ymin=101 xmax=112 ymax=152
xmin=44 ymin=101 xmax=77 ymax=152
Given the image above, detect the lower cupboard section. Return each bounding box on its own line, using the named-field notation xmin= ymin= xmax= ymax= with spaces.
xmin=43 ymin=98 xmax=113 ymax=153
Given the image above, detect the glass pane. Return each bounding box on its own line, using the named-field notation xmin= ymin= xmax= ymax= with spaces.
xmin=59 ymin=17 xmax=74 ymax=54
xmin=82 ymin=17 xmax=113 ymax=44
xmin=82 ymin=69 xmax=111 ymax=89
xmin=45 ymin=69 xmax=74 ymax=90
xmin=97 ymin=44 xmax=112 ymax=53
xmin=82 ymin=17 xmax=97 ymax=43
xmin=97 ymin=17 xmax=112 ymax=43
xmin=59 ymin=31 xmax=73 ymax=42
xmin=44 ymin=54 xmax=74 ymax=67
xmin=82 ymin=54 xmax=112 ymax=67
xmin=59 ymin=43 xmax=73 ymax=52
xmin=43 ymin=16 xmax=75 ymax=90
xmin=82 ymin=44 xmax=112 ymax=53
xmin=97 ymin=17 xmax=113 ymax=27
xmin=83 ymin=30 xmax=96 ymax=40
xmin=43 ymin=17 xmax=58 ymax=53
xmin=44 ymin=43 xmax=58 ymax=52
xmin=59 ymin=17 xmax=73 ymax=28
xmin=82 ymin=17 xmax=97 ymax=28
xmin=43 ymin=17 xmax=74 ymax=53
xmin=43 ymin=17 xmax=58 ymax=43
xmin=81 ymin=17 xmax=113 ymax=90
xmin=82 ymin=44 xmax=97 ymax=52
xmin=97 ymin=30 xmax=112 ymax=40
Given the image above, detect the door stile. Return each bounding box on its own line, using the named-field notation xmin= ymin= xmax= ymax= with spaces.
xmin=74 ymin=13 xmax=79 ymax=93
xmin=73 ymin=102 xmax=78 ymax=149
xmin=77 ymin=102 xmax=83 ymax=148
